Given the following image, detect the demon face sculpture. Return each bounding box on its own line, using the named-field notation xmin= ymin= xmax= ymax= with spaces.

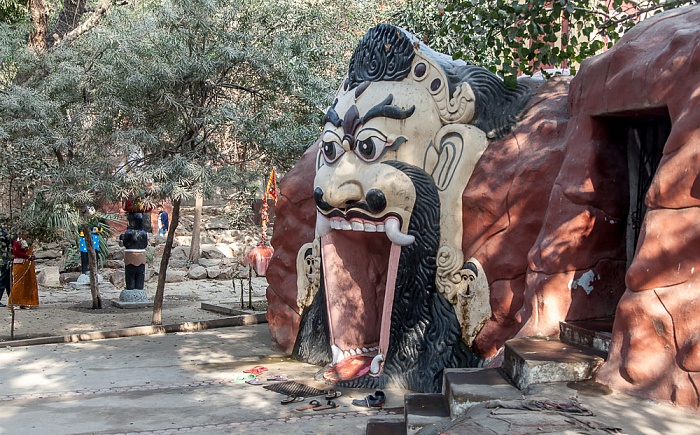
xmin=292 ymin=24 xmax=531 ymax=392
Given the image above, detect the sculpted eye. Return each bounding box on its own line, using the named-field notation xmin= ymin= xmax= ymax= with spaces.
xmin=355 ymin=137 xmax=387 ymax=162
xmin=321 ymin=140 xmax=344 ymax=164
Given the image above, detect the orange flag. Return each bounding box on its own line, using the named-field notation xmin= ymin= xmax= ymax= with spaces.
xmin=265 ymin=168 xmax=278 ymax=203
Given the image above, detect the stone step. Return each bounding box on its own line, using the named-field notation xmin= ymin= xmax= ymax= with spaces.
xmin=443 ymin=368 xmax=523 ymax=418
xmin=365 ymin=416 xmax=406 ymax=435
xmin=503 ymin=337 xmax=605 ymax=390
xmin=560 ymin=318 xmax=613 ymax=354
xmin=404 ymin=393 xmax=451 ymax=435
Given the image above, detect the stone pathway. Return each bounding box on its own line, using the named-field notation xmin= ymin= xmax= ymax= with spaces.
xmin=0 ymin=324 xmax=409 ymax=435
xmin=1 ymin=277 xmax=268 ymax=342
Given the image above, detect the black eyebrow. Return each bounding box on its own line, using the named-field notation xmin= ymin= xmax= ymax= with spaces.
xmin=322 ymin=99 xmax=342 ymax=127
xmin=359 ymin=94 xmax=415 ymax=124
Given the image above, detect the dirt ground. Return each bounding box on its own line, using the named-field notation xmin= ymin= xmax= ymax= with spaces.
xmin=0 ymin=276 xmax=270 ymax=342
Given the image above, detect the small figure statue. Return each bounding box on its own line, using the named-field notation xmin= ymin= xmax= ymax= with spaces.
xmin=79 ymin=227 xmax=101 ymax=275
xmin=120 ymin=213 xmax=148 ymax=291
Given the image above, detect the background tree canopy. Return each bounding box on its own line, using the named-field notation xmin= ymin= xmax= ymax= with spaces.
xmin=0 ymin=0 xmax=390 ymax=238
xmin=0 ymin=0 xmax=392 ymax=312
xmin=392 ymin=0 xmax=699 ymax=85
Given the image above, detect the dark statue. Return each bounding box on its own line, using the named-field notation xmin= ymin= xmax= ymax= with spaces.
xmin=120 ymin=213 xmax=148 ymax=291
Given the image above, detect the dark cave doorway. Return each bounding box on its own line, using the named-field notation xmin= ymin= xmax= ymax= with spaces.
xmin=572 ymin=109 xmax=672 ymax=335
xmin=623 ymin=113 xmax=671 ymax=265
xmin=599 ymin=109 xmax=671 ymax=268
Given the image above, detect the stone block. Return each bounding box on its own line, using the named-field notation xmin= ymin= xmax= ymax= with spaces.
xmin=34 ymin=249 xmax=62 ymax=260
xmin=559 ymin=319 xmax=612 ymax=354
xmin=503 ymin=337 xmax=604 ymax=390
xmin=164 ymin=270 xmax=187 ymax=283
xmin=404 ymin=393 xmax=450 ymax=435
xmin=36 ymin=266 xmax=61 ymax=287
xmin=443 ymin=368 xmax=522 ymax=418
xmin=203 ymin=216 xmax=229 ymax=230
xmin=365 ymin=417 xmax=406 ymax=435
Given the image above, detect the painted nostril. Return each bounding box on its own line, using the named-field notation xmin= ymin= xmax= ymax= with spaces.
xmin=365 ymin=189 xmax=387 ymax=214
xmin=314 ymin=187 xmax=333 ymax=211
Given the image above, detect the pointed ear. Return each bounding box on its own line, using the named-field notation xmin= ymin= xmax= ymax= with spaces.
xmin=423 ymin=125 xmax=469 ymax=191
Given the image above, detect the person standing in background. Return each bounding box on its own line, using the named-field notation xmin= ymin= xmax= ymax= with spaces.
xmin=158 ymin=208 xmax=169 ymax=237
xmin=0 ymin=229 xmax=11 ymax=307
xmin=9 ymin=235 xmax=38 ymax=309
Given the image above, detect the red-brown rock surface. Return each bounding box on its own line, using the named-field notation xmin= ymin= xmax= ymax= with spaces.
xmin=464 ymin=77 xmax=575 ymax=357
xmin=265 ymin=146 xmax=317 ymax=352
xmin=587 ymin=5 xmax=700 ymax=408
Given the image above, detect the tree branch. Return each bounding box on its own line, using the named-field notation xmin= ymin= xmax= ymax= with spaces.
xmin=52 ymin=0 xmax=113 ymax=48
xmin=213 ymin=82 xmax=262 ymax=96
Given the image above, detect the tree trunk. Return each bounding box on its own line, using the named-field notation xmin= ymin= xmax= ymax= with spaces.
xmin=188 ymin=193 xmax=202 ymax=264
xmin=28 ymin=0 xmax=49 ymax=53
xmin=81 ymin=224 xmax=102 ymax=309
xmin=151 ymin=198 xmax=180 ymax=325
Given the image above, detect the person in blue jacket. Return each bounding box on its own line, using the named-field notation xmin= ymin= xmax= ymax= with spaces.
xmin=158 ymin=208 xmax=169 ymax=237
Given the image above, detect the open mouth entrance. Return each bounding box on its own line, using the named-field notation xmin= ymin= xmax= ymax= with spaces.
xmin=320 ymin=229 xmax=400 ymax=381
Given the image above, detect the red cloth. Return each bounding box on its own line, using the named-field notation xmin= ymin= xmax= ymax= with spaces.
xmin=12 ymin=239 xmax=30 ymax=259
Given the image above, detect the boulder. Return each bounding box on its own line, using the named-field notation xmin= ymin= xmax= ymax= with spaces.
xmin=174 ymin=236 xmax=191 ymax=246
xmin=216 ymin=266 xmax=233 ymax=280
xmin=110 ymin=270 xmax=126 ymax=289
xmin=214 ymin=243 xmax=234 ymax=258
xmin=197 ymin=258 xmax=220 ymax=268
xmin=204 ymin=216 xmax=229 ymax=230
xmin=107 ymin=259 xmax=125 ymax=269
xmin=164 ymin=270 xmax=187 ymax=283
xmin=170 ymin=245 xmax=191 ymax=260
xmin=168 ymin=259 xmax=188 ymax=269
xmin=107 ymin=245 xmax=124 ymax=260
xmin=34 ymin=249 xmax=62 ymax=260
xmin=201 ymin=245 xmax=226 ymax=259
xmin=206 ymin=266 xmax=221 ymax=279
xmin=36 ymin=266 xmax=61 ymax=288
xmin=188 ymin=265 xmax=207 ymax=280
xmin=60 ymin=271 xmax=81 ymax=284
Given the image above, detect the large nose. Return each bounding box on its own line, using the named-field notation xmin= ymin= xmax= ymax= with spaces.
xmin=315 ymin=182 xmax=363 ymax=211
xmin=315 ymin=157 xmax=366 ymax=211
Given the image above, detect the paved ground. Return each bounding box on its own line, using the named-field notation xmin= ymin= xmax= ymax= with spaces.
xmin=0 ymin=278 xmax=699 ymax=434
xmin=0 ymin=278 xmax=257 ymax=341
xmin=0 ymin=324 xmax=409 ymax=435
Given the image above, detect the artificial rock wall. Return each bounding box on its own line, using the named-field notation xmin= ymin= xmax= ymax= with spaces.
xmin=583 ymin=6 xmax=700 ymax=408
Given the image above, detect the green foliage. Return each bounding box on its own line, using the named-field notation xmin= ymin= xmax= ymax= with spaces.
xmin=394 ymin=0 xmax=698 ymax=80
xmin=0 ymin=0 xmax=389 ymax=245
xmin=0 ymin=0 xmax=27 ymax=24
